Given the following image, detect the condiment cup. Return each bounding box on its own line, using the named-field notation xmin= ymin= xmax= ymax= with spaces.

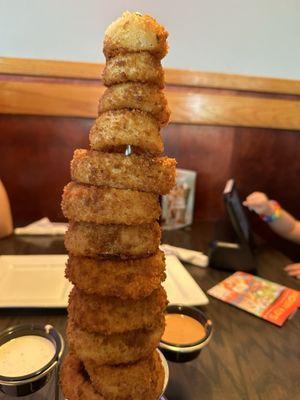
xmin=0 ymin=324 xmax=64 ymax=397
xmin=159 ymin=304 xmax=213 ymax=363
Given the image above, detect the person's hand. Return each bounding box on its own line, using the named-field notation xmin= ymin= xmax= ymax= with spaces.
xmin=243 ymin=192 xmax=273 ymax=216
xmin=284 ymin=263 xmax=300 ymax=279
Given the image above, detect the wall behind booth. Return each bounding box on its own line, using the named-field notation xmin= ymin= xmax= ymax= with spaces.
xmin=1 ymin=57 xmax=300 ymax=258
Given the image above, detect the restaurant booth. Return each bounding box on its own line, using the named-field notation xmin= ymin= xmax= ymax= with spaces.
xmin=0 ymin=11 xmax=300 ymax=400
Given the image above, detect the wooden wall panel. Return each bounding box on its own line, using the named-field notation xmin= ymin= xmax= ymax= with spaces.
xmin=0 ymin=115 xmax=93 ymax=225
xmin=0 ymin=80 xmax=102 ymax=118
xmin=231 ymin=127 xmax=300 ymax=219
xmin=230 ymin=127 xmax=300 ymax=260
xmin=2 ymin=57 xmax=300 ymax=96
xmin=162 ymin=124 xmax=235 ymax=220
xmin=0 ymin=57 xmax=103 ymax=80
xmin=3 ymin=79 xmax=300 ymax=130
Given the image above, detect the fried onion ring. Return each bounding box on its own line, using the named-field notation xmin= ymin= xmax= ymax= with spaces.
xmin=62 ymin=182 xmax=160 ymax=225
xmin=85 ymin=350 xmax=164 ymax=400
xmin=60 ymin=353 xmax=104 ymax=400
xmin=98 ymin=83 xmax=170 ymax=126
xmin=103 ymin=52 xmax=164 ymax=88
xmin=71 ymin=150 xmax=176 ymax=195
xmin=68 ymin=286 xmax=167 ymax=334
xmin=64 ymin=221 xmax=161 ymax=258
xmin=103 ymin=11 xmax=168 ymax=60
xmin=67 ymin=318 xmax=165 ymax=366
xmin=66 ymin=250 xmax=165 ymax=299
xmin=89 ymin=110 xmax=163 ymax=155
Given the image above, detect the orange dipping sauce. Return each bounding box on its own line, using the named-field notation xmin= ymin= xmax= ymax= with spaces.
xmin=162 ymin=313 xmax=206 ymax=346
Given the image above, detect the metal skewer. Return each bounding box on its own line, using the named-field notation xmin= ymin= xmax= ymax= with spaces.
xmin=125 ymin=144 xmax=132 ymax=156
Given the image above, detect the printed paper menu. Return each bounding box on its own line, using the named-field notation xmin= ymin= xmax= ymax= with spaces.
xmin=208 ymin=272 xmax=300 ymax=326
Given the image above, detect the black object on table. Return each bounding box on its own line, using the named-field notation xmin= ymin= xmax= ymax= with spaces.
xmin=0 ymin=222 xmax=299 ymax=400
xmin=209 ymin=179 xmax=256 ymax=272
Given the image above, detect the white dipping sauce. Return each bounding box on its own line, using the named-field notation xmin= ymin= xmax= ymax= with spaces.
xmin=0 ymin=335 xmax=55 ymax=377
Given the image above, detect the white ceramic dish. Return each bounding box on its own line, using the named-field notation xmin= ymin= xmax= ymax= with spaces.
xmin=0 ymin=255 xmax=71 ymax=308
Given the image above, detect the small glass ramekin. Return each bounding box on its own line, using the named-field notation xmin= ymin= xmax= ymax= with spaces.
xmin=0 ymin=324 xmax=64 ymax=397
xmin=159 ymin=304 xmax=213 ymax=363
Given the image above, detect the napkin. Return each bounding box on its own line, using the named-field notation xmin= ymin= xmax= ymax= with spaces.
xmin=14 ymin=218 xmax=68 ymax=236
xmin=163 ymin=254 xmax=209 ymax=305
xmin=161 ymin=244 xmax=208 ymax=268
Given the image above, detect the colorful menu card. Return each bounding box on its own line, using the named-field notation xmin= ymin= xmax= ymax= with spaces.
xmin=207 ymin=271 xmax=300 ymax=326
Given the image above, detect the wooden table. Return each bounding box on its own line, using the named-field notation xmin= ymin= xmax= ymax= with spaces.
xmin=0 ymin=222 xmax=299 ymax=400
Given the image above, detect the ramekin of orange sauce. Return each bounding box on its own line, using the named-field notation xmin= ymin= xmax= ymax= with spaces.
xmin=159 ymin=305 xmax=213 ymax=362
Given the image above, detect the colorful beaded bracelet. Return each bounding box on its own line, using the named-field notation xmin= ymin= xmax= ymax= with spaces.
xmin=260 ymin=200 xmax=282 ymax=223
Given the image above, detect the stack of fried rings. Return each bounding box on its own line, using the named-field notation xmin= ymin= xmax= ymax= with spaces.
xmin=60 ymin=11 xmax=176 ymax=400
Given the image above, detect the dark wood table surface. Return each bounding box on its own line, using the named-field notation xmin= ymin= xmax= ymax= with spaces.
xmin=0 ymin=222 xmax=299 ymax=400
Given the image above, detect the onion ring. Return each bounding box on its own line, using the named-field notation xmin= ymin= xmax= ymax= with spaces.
xmin=103 ymin=52 xmax=164 ymax=88
xmin=98 ymin=83 xmax=170 ymax=127
xmin=67 ymin=318 xmax=165 ymax=366
xmin=85 ymin=350 xmax=164 ymax=400
xmin=64 ymin=221 xmax=161 ymax=258
xmin=68 ymin=286 xmax=167 ymax=334
xmin=89 ymin=110 xmax=163 ymax=155
xmin=60 ymin=353 xmax=104 ymax=400
xmin=66 ymin=250 xmax=165 ymax=299
xmin=62 ymin=182 xmax=160 ymax=225
xmin=103 ymin=11 xmax=168 ymax=60
xmin=71 ymin=150 xmax=176 ymax=195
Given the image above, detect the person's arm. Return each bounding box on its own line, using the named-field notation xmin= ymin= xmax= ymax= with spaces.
xmin=0 ymin=180 xmax=13 ymax=238
xmin=243 ymin=192 xmax=300 ymax=244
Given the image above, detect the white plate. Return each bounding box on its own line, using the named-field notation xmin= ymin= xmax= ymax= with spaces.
xmin=0 ymin=255 xmax=72 ymax=308
xmin=163 ymin=254 xmax=209 ymax=306
xmin=0 ymin=254 xmax=208 ymax=308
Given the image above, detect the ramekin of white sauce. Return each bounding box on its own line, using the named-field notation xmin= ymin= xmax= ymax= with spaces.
xmin=0 ymin=324 xmax=64 ymax=397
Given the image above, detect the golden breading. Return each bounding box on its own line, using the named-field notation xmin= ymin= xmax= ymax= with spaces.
xmin=60 ymin=353 xmax=105 ymax=400
xmin=103 ymin=11 xmax=168 ymax=60
xmin=67 ymin=318 xmax=165 ymax=366
xmin=64 ymin=221 xmax=161 ymax=258
xmin=103 ymin=52 xmax=164 ymax=88
xmin=62 ymin=182 xmax=160 ymax=225
xmin=84 ymin=351 xmax=164 ymax=400
xmin=68 ymin=286 xmax=167 ymax=334
xmin=89 ymin=110 xmax=163 ymax=155
xmin=98 ymin=83 xmax=170 ymax=126
xmin=71 ymin=150 xmax=176 ymax=195
xmin=66 ymin=250 xmax=166 ymax=299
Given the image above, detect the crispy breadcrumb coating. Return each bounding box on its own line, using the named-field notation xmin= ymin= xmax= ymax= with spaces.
xmin=98 ymin=83 xmax=170 ymax=126
xmin=103 ymin=52 xmax=164 ymax=88
xmin=64 ymin=221 xmax=161 ymax=258
xmin=67 ymin=318 xmax=165 ymax=366
xmin=85 ymin=350 xmax=164 ymax=400
xmin=71 ymin=150 xmax=176 ymax=195
xmin=68 ymin=286 xmax=167 ymax=334
xmin=60 ymin=353 xmax=105 ymax=400
xmin=103 ymin=11 xmax=168 ymax=60
xmin=62 ymin=182 xmax=160 ymax=225
xmin=66 ymin=250 xmax=165 ymax=299
xmin=89 ymin=110 xmax=163 ymax=155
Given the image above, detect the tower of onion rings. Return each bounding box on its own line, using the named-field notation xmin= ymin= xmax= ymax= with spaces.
xmin=61 ymin=11 xmax=176 ymax=400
